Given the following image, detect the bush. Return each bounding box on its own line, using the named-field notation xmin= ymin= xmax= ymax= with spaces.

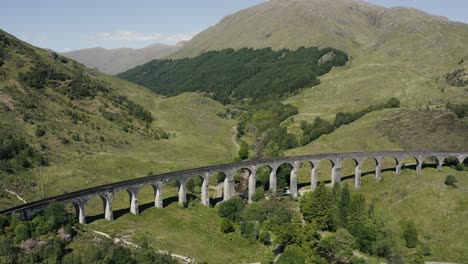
xmin=444 ymin=175 xmax=458 ymax=188
xmin=252 ymin=187 xmax=265 ymax=202
xmin=259 ymin=231 xmax=271 ymax=245
xmin=218 ymin=197 xmax=245 ymax=223
xmin=238 ymin=140 xmax=249 ymax=160
xmin=240 ymin=221 xmax=258 ymax=240
xmin=35 ymin=128 xmax=46 ymax=137
xmin=220 ymin=218 xmax=234 ymax=233
xmin=401 ymin=220 xmax=418 ymax=248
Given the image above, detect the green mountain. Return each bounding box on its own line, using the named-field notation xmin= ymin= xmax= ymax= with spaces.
xmin=170 ymin=0 xmax=467 ymax=110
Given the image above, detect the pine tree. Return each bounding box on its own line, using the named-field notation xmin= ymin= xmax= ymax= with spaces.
xmin=347 ymin=193 xmax=367 ymax=238
xmin=300 ymin=184 xmax=335 ymax=230
xmin=338 ymin=184 xmax=350 ymax=228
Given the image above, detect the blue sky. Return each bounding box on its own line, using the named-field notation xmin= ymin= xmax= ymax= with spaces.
xmin=1 ymin=0 xmax=466 ymax=52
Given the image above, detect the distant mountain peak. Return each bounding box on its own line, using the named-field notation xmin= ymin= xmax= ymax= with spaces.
xmin=62 ymin=43 xmax=181 ymax=75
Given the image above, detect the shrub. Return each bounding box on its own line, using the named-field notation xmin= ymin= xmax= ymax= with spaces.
xmin=401 ymin=220 xmax=418 ymax=248
xmin=259 ymin=231 xmax=271 ymax=245
xmin=444 ymin=175 xmax=458 ymax=188
xmin=218 ymin=197 xmax=245 ymax=223
xmin=220 ymin=218 xmax=234 ymax=233
xmin=35 ymin=127 xmax=46 ymax=137
xmin=240 ymin=221 xmax=258 ymax=240
xmin=238 ymin=140 xmax=249 ymax=160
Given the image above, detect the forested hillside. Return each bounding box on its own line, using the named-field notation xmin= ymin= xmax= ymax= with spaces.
xmin=119 ymin=47 xmax=348 ymax=103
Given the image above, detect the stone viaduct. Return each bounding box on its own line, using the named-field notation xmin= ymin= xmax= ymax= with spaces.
xmin=0 ymin=151 xmax=466 ymax=224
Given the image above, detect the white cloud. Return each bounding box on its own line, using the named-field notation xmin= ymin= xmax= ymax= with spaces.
xmin=63 ymin=48 xmax=72 ymax=52
xmin=86 ymin=31 xmax=196 ymax=43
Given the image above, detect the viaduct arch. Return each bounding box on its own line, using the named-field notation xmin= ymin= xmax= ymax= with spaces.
xmin=0 ymin=150 xmax=466 ymax=224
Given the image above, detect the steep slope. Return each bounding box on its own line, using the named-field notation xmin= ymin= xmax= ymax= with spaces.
xmin=62 ymin=43 xmax=182 ymax=75
xmin=0 ymin=29 xmax=236 ymax=208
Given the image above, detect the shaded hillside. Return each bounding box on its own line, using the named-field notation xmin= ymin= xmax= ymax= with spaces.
xmin=119 ymin=47 xmax=348 ymax=102
xmin=62 ymin=43 xmax=182 ymax=75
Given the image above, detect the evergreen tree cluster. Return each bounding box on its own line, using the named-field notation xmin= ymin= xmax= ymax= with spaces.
xmin=0 ymin=135 xmax=47 ymax=174
xmin=119 ymin=47 xmax=348 ymax=103
xmin=300 ymin=97 xmax=401 ymax=146
xmin=299 ymin=184 xmax=422 ymax=262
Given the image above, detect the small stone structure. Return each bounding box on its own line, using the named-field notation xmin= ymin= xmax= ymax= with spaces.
xmin=0 ymin=151 xmax=466 ymax=224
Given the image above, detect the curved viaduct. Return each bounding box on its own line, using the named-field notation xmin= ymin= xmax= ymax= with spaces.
xmin=1 ymin=150 xmax=466 ymax=224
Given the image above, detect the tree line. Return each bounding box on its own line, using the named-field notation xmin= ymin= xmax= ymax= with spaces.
xmin=300 ymin=98 xmax=400 ymax=146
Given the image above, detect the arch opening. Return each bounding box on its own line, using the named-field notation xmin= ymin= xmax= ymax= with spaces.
xmin=252 ymin=165 xmax=272 ymax=201
xmin=208 ymin=171 xmax=227 ymax=206
xmin=422 ymin=156 xmax=439 ymax=170
xmin=163 ymin=179 xmax=183 ymax=207
xmin=401 ymin=156 xmax=419 ymax=172
xmin=297 ymin=161 xmax=312 ymax=190
xmin=137 ymin=184 xmax=157 ymax=213
xmin=84 ymin=195 xmax=107 ymax=224
xmin=185 ymin=175 xmax=204 ymax=205
xmin=316 ymin=159 xmax=335 ymax=186
xmin=275 ymin=163 xmax=293 ymax=194
xmin=234 ymin=168 xmax=252 ymax=201
xmin=111 ymin=189 xmax=133 ymax=220
xmin=340 ymin=158 xmax=358 ymax=183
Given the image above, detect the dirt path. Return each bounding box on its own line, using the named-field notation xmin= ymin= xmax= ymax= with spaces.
xmin=3 ymin=188 xmax=27 ymax=204
xmin=89 ymin=229 xmax=195 ymax=263
xmin=231 ymin=125 xmax=240 ymax=152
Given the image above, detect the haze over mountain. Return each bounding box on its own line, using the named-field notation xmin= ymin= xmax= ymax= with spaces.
xmin=62 ymin=42 xmax=183 ymax=74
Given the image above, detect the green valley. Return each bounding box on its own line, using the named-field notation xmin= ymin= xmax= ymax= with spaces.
xmin=0 ymin=0 xmax=467 ymax=263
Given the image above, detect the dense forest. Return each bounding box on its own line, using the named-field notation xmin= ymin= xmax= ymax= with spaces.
xmin=119 ymin=47 xmax=348 ymax=103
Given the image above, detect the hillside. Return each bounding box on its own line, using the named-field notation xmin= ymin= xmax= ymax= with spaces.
xmin=62 ymin=43 xmax=182 ymax=75
xmin=0 ymin=29 xmax=236 ymax=208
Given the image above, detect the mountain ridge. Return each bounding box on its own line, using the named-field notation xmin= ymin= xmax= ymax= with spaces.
xmin=62 ymin=42 xmax=183 ymax=75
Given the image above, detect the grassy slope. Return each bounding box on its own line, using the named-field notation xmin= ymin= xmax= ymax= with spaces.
xmin=32 ymin=91 xmax=236 ymax=198
xmin=87 ymin=203 xmax=272 ymax=264
xmin=351 ymin=168 xmax=468 ymax=263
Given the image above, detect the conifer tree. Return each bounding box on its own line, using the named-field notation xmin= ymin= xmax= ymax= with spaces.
xmin=347 ymin=193 xmax=367 ymax=237
xmin=338 ymin=184 xmax=350 ymax=228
